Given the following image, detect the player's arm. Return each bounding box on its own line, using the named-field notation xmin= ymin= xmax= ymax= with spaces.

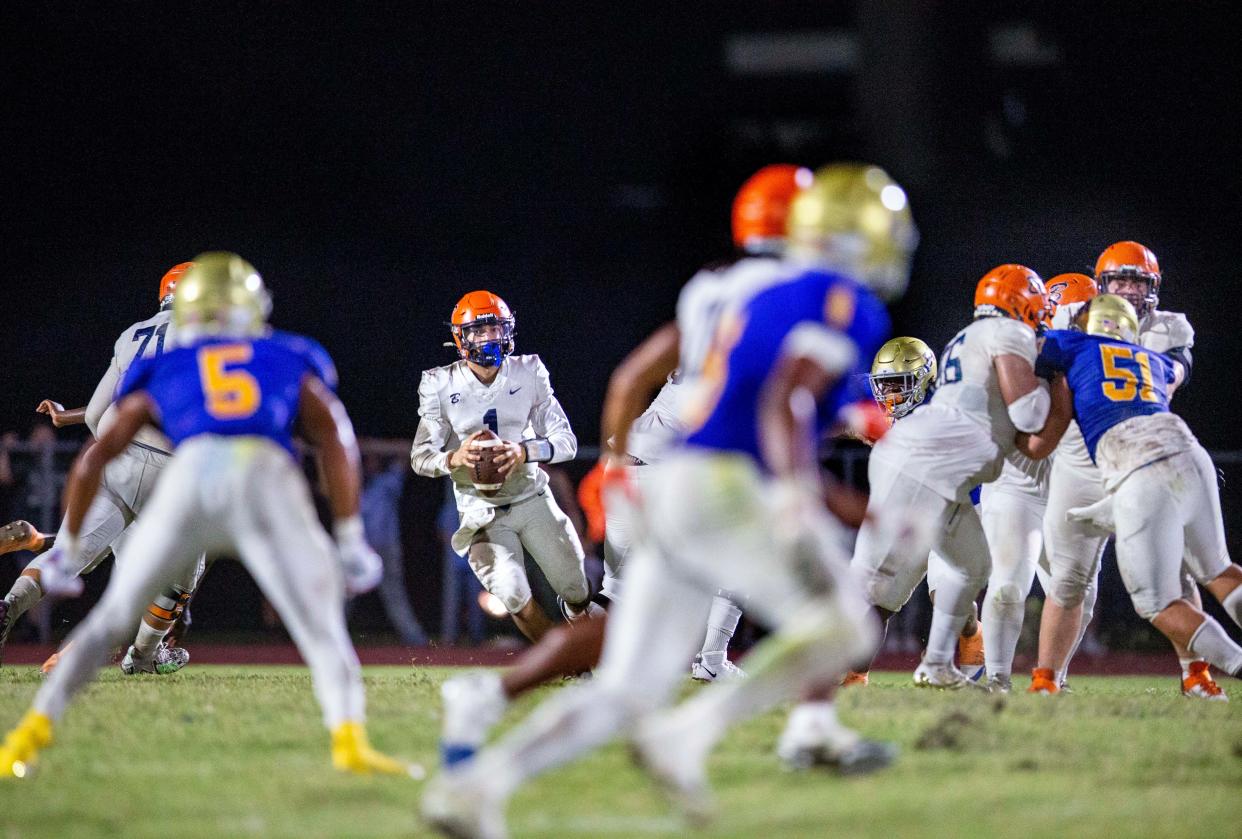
xmin=995 ymin=354 xmax=1052 ymax=433
xmin=497 ymin=357 xmax=580 ymax=475
xmin=63 ymin=392 xmax=154 ymax=540
xmin=298 ymin=374 xmax=381 ymax=594
xmin=600 ymin=321 xmax=680 ymax=463
xmin=36 ymin=401 xmax=86 ymax=428
xmin=83 ymin=356 xmax=123 ymax=436
xmin=1014 ymin=374 xmax=1073 ymax=459
xmin=410 ymin=371 xmax=483 ymax=477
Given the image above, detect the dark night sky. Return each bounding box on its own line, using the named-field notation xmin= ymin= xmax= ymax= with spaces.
xmin=4 ymin=2 xmax=1241 ymax=449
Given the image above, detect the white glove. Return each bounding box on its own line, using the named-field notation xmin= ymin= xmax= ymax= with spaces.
xmin=334 ymin=516 xmax=383 ymax=596
xmin=40 ymin=533 xmax=85 ymax=598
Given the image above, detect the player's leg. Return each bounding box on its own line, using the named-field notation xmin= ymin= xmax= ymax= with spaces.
xmin=424 ymin=539 xmax=713 ymax=836
xmin=849 ymin=460 xmax=944 ymax=675
xmin=468 ymin=512 xmax=553 ymax=642
xmin=0 ymin=485 xmax=129 ymax=661
xmin=1033 ymin=459 xmax=1107 ymax=692
xmin=514 ymin=490 xmax=593 ymax=617
xmin=927 ymin=550 xmax=984 ymax=681
xmin=121 ymin=552 xmax=204 ymax=675
xmin=917 ymin=500 xmax=991 ymax=689
xmin=231 ymin=450 xmax=408 ymax=775
xmin=0 ymin=468 xmax=203 ymax=776
xmin=692 ymin=592 xmax=745 ymax=681
xmin=980 ymin=487 xmax=1043 ymax=689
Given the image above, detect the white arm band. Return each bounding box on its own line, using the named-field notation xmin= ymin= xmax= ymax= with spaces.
xmin=1007 ymin=381 xmax=1050 ymax=434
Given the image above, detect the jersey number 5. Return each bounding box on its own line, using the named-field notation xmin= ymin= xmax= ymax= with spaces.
xmin=198 ymin=344 xmax=262 ymax=419
xmin=1099 ymin=345 xmax=1158 ymax=403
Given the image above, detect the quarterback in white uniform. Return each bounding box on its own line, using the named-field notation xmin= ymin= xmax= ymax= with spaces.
xmin=852 ymin=264 xmax=1059 ymax=689
xmin=1032 ymin=241 xmax=1222 ymax=698
xmin=0 ymin=263 xmax=205 ymax=676
xmin=411 ymin=290 xmax=590 ymax=642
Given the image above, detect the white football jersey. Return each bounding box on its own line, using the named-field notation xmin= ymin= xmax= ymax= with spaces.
xmin=624 ymin=376 xmax=688 ymax=465
xmin=87 ymin=309 xmax=175 ymax=453
xmin=411 ymin=354 xmax=576 ymax=512
xmin=870 ymin=316 xmax=1039 ymax=503
xmin=1053 ymin=305 xmax=1194 ymax=470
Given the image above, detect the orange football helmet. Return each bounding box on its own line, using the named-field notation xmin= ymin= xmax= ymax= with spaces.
xmin=974 ymin=264 xmax=1050 ymax=332
xmin=1044 ymin=272 xmax=1098 ymax=324
xmin=1095 ymin=240 xmax=1160 ymax=317
xmin=731 ymin=164 xmax=813 ymax=255
xmin=159 ymin=262 xmax=193 ymax=308
xmin=450 ymin=290 xmax=515 ymax=367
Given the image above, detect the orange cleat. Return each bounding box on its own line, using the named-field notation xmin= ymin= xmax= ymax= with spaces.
xmin=841 ymin=671 xmax=870 ymax=687
xmin=1028 ymin=667 xmax=1059 ymax=695
xmin=1182 ymin=661 xmax=1227 ymax=702
xmin=957 ymin=622 xmax=985 ymax=681
xmin=0 ymin=521 xmax=49 ymax=556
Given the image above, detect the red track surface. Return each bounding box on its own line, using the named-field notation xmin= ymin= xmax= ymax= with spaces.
xmin=1 ymin=643 xmax=1179 ymax=674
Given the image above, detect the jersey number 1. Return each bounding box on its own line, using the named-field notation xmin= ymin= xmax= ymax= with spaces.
xmin=198 ymin=344 xmax=262 ymax=419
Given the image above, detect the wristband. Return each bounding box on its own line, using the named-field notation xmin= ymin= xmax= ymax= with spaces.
xmin=333 ymin=515 xmax=366 ymax=544
xmin=521 ymin=438 xmax=554 ymax=463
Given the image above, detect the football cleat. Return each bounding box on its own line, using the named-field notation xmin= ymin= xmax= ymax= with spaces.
xmin=986 ymin=674 xmax=1013 ymax=694
xmin=776 ymin=703 xmax=896 ymax=774
xmin=0 ymin=710 xmax=53 ymax=780
xmin=557 ymin=596 xmax=605 ymax=624
xmin=841 ymin=670 xmax=870 ymax=687
xmin=630 ymin=712 xmax=716 ymax=825
xmin=1182 ymin=661 xmax=1228 ymax=702
xmin=957 ymin=623 xmax=985 ymax=682
xmin=422 ymin=770 xmax=508 ymax=839
xmin=690 ymin=654 xmax=746 ymax=683
xmin=120 ymin=643 xmax=190 ymax=676
xmin=0 ymin=521 xmax=48 ymax=556
xmin=330 ymin=721 xmax=418 ymax=777
xmin=39 ymin=644 xmax=70 ymax=676
xmin=1028 ymin=667 xmax=1060 ymax=695
xmin=439 ymin=672 xmax=508 ymax=768
xmin=913 ymin=660 xmax=986 ymax=690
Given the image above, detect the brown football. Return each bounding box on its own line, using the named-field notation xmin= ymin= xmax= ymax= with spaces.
xmin=470 ymin=428 xmax=506 ymax=496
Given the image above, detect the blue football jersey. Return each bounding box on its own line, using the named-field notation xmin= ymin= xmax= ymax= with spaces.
xmin=117 ymin=330 xmax=338 ymax=456
xmin=685 ymin=269 xmax=890 ymax=464
xmin=1036 ymin=329 xmax=1176 ymax=461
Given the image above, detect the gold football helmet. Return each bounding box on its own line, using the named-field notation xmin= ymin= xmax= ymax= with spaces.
xmin=173 ymin=252 xmax=272 ymax=342
xmin=868 ymin=336 xmax=937 ymax=419
xmin=785 ymin=163 xmax=919 ymax=301
xmin=1074 ymin=293 xmax=1139 ymax=344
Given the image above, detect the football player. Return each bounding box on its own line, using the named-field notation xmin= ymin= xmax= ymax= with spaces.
xmin=857 ymin=336 xmax=988 ymax=683
xmin=411 ymin=291 xmax=592 ymax=642
xmin=977 ymin=272 xmax=1098 ymax=691
xmin=851 ymin=264 xmax=1061 ymax=689
xmin=0 ymin=262 xmax=206 ymax=676
xmin=436 ymin=164 xmax=808 ymax=766
xmin=1019 ymin=295 xmax=1242 ymax=686
xmin=422 ymin=163 xmax=913 ymax=838
xmin=0 ymin=253 xmax=409 ymax=779
xmin=1032 ymin=242 xmax=1221 ymax=697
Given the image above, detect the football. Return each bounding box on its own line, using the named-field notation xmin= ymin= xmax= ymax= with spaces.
xmin=470 ymin=428 xmax=507 ymax=496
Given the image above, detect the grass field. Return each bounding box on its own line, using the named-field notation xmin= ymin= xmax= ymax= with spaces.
xmin=0 ymin=665 xmax=1239 ymax=838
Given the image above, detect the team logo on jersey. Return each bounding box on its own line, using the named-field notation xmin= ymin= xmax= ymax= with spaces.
xmin=450 ymin=393 xmax=461 ymax=404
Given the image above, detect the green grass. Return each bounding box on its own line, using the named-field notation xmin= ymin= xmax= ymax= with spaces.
xmin=0 ymin=667 xmax=1239 ymax=838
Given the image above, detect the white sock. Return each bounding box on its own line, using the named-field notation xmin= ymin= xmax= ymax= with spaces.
xmin=1187 ymin=617 xmax=1242 ymax=676
xmin=925 ymin=606 xmax=968 ymax=666
xmin=698 ymin=595 xmax=742 ymax=664
xmin=1178 ymin=656 xmax=1196 ymax=679
xmin=783 ymin=701 xmax=858 ymax=752
xmin=4 ymin=576 xmax=43 ymax=623
xmin=982 ymin=583 xmax=1024 ymax=679
xmin=1220 ymin=586 xmax=1242 ymax=630
xmin=132 ymin=620 xmax=169 ymax=658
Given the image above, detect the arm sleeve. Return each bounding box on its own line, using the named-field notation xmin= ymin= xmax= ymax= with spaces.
xmin=84 ymin=357 xmax=122 ymax=437
xmin=410 ymin=371 xmax=453 ymax=477
xmin=528 ymin=357 xmax=577 ymax=463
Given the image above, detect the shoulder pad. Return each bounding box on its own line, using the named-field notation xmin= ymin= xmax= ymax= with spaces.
xmin=1143 ymin=310 xmax=1194 ymax=350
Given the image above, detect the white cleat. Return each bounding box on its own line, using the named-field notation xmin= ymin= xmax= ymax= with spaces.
xmin=913 ymin=660 xmax=987 ymax=691
xmin=121 ymin=643 xmax=189 ymax=675
xmin=777 ymin=706 xmax=897 ymax=775
xmin=630 ymin=714 xmax=715 ymax=825
xmin=439 ymin=672 xmax=508 ymax=768
xmin=690 ymin=654 xmax=746 ymax=683
xmin=422 ymin=771 xmax=508 ymax=839
xmin=985 ymin=674 xmax=1012 ymax=694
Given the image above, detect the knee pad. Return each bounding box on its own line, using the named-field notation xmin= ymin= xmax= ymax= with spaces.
xmin=991 ymin=582 xmax=1024 ymax=607
xmin=1049 ymin=570 xmax=1091 ymax=609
